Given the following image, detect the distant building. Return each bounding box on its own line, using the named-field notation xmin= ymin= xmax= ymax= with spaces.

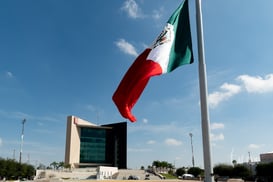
xmin=96 ymin=166 xmax=118 ymax=180
xmin=260 ymin=152 xmax=273 ymax=163
xmin=65 ymin=116 xmax=127 ymax=169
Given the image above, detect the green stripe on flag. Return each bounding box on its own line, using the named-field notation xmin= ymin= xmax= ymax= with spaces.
xmin=167 ymin=0 xmax=194 ymax=73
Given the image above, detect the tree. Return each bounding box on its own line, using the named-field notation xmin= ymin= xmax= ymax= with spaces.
xmin=5 ymin=159 xmax=17 ymax=179
xmin=167 ymin=163 xmax=174 ymax=169
xmin=152 ymin=160 xmax=161 ymax=168
xmin=214 ymin=163 xmax=251 ymax=180
xmin=0 ymin=158 xmax=7 ymax=178
xmin=50 ymin=161 xmax=58 ymax=170
xmin=161 ymin=161 xmax=169 ymax=168
xmin=37 ymin=163 xmax=46 ymax=170
xmin=213 ymin=164 xmax=233 ymax=177
xmin=176 ymin=167 xmax=186 ymax=176
xmin=0 ymin=158 xmax=35 ymax=180
xmin=256 ymin=162 xmax=273 ymax=181
xmin=188 ymin=167 xmax=203 ymax=177
xmin=151 ymin=160 xmax=175 ymax=174
xmin=58 ymin=161 xmax=65 ymax=169
xmin=152 ymin=160 xmax=173 ymax=168
xmin=232 ymin=160 xmax=237 ymax=167
xmin=63 ymin=163 xmax=71 ymax=170
xmin=232 ymin=164 xmax=251 ymax=178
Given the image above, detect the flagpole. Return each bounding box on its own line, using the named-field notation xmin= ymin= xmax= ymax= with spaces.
xmin=195 ymin=0 xmax=214 ymax=182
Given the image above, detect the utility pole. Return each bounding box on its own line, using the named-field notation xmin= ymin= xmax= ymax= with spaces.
xmin=189 ymin=133 xmax=195 ymax=167
xmin=248 ymin=151 xmax=251 ymax=163
xmin=19 ymin=119 xmax=26 ymax=164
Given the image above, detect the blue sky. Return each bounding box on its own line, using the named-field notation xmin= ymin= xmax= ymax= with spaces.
xmin=1 ymin=0 xmax=273 ymax=169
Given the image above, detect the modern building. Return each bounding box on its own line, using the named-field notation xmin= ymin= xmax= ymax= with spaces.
xmin=260 ymin=152 xmax=273 ymax=163
xmin=65 ymin=115 xmax=127 ymax=169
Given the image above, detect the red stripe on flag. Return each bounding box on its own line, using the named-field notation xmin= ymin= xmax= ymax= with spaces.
xmin=112 ymin=48 xmax=162 ymax=122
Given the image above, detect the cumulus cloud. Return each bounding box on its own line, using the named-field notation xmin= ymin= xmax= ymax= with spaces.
xmin=0 ymin=138 xmax=2 ymax=147
xmin=164 ymin=138 xmax=182 ymax=146
xmin=147 ymin=140 xmax=156 ymax=145
xmin=142 ymin=118 xmax=148 ymax=124
xmin=6 ymin=71 xmax=14 ymax=78
xmin=128 ymin=122 xmax=187 ymax=134
xmin=210 ymin=133 xmax=224 ymax=141
xmin=248 ymin=143 xmax=263 ymax=149
xmin=121 ymin=0 xmax=143 ymax=18
xmin=211 ymin=123 xmax=225 ymax=130
xmin=208 ymin=83 xmax=241 ymax=108
xmin=0 ymin=110 xmax=62 ymax=123
xmin=115 ymin=39 xmax=138 ymax=57
xmin=237 ymin=74 xmax=273 ymax=93
xmin=208 ymin=73 xmax=273 ymax=108
xmin=152 ymin=8 xmax=164 ymax=20
xmin=128 ymin=148 xmax=152 ymax=152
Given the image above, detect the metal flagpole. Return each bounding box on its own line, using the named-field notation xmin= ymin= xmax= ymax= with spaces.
xmin=195 ymin=0 xmax=214 ymax=182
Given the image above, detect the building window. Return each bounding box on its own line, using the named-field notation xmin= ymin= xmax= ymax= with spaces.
xmin=80 ymin=128 xmax=106 ymax=163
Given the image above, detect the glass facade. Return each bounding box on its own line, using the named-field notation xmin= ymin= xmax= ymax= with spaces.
xmin=65 ymin=116 xmax=127 ymax=169
xmin=80 ymin=127 xmax=106 ymax=163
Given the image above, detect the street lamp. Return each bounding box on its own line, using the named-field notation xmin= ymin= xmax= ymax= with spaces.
xmin=189 ymin=133 xmax=195 ymax=167
xmin=19 ymin=119 xmax=26 ymax=163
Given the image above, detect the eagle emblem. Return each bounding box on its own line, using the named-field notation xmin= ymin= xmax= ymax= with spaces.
xmin=152 ymin=24 xmax=172 ymax=49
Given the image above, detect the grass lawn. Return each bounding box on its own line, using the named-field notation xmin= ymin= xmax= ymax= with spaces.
xmin=161 ymin=173 xmax=178 ymax=179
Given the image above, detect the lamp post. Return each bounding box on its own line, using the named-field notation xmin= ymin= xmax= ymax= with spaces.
xmin=189 ymin=133 xmax=195 ymax=167
xmin=19 ymin=119 xmax=26 ymax=164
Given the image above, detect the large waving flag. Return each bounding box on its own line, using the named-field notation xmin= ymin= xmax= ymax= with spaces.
xmin=113 ymin=0 xmax=193 ymax=122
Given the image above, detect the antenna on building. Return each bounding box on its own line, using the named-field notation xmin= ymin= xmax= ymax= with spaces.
xmin=248 ymin=151 xmax=251 ymax=163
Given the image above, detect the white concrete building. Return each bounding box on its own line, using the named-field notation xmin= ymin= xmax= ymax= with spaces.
xmin=96 ymin=166 xmax=118 ymax=180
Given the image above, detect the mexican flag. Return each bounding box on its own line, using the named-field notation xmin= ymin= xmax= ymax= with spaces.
xmin=113 ymin=0 xmax=193 ymax=122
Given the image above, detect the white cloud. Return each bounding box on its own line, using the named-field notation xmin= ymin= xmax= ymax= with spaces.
xmin=33 ymin=128 xmax=55 ymax=134
xmin=237 ymin=74 xmax=273 ymax=93
xmin=152 ymin=8 xmax=163 ymax=20
xmin=115 ymin=39 xmax=138 ymax=57
xmin=86 ymin=104 xmax=96 ymax=112
xmin=0 ymin=110 xmax=62 ymax=123
xmin=38 ymin=121 xmax=43 ymax=126
xmin=121 ymin=0 xmax=143 ymax=19
xmin=147 ymin=140 xmax=156 ymax=145
xmin=208 ymin=73 xmax=273 ymax=108
xmin=0 ymin=138 xmax=2 ymax=147
xmin=210 ymin=133 xmax=224 ymax=141
xmin=208 ymin=83 xmax=241 ymax=108
xmin=142 ymin=118 xmax=148 ymax=124
xmin=6 ymin=71 xmax=14 ymax=78
xmin=164 ymin=138 xmax=182 ymax=146
xmin=128 ymin=148 xmax=152 ymax=152
xmin=211 ymin=123 xmax=225 ymax=130
xmin=128 ymin=122 xmax=189 ymax=135
xmin=248 ymin=143 xmax=263 ymax=149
